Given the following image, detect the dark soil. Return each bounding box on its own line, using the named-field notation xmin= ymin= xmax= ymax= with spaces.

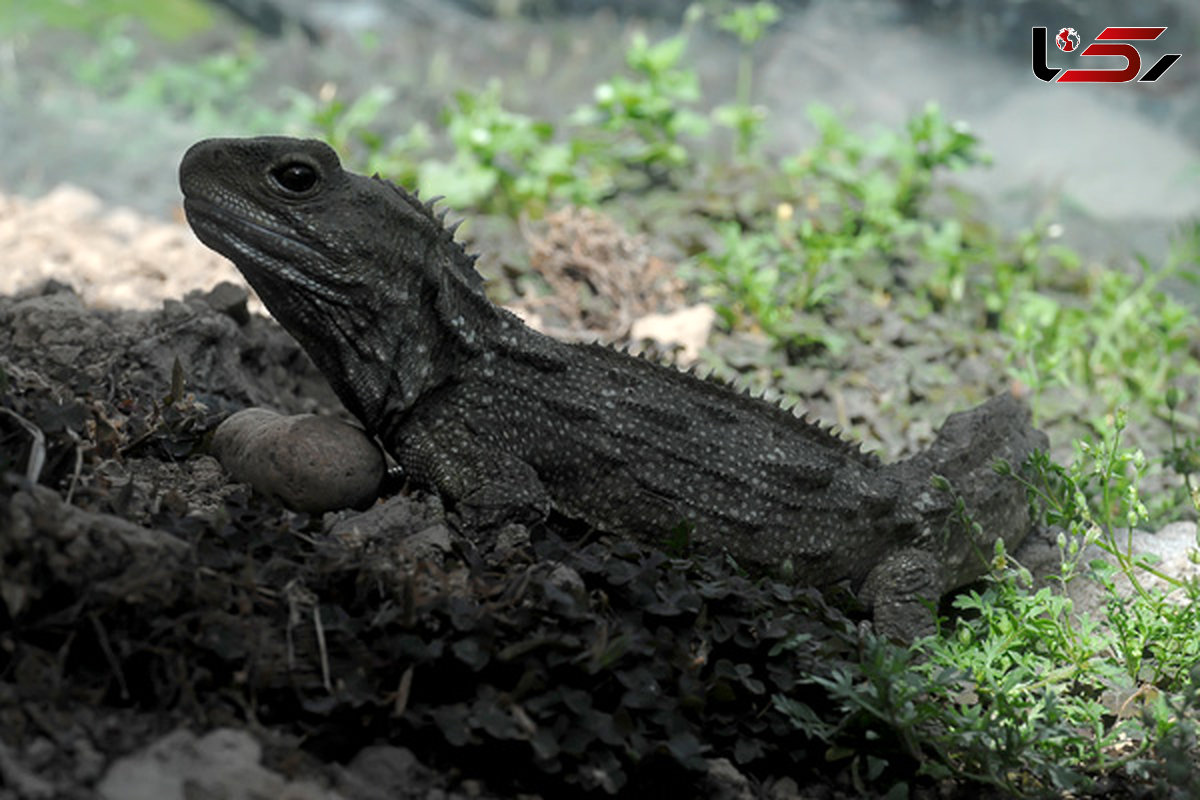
xmin=0 ymin=281 xmax=1041 ymax=799
xmin=0 ymin=281 xmax=866 ymax=799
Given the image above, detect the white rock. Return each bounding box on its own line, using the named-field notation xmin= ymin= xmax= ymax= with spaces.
xmin=96 ymin=728 xmax=337 ymax=800
xmin=1018 ymin=521 xmax=1199 ymax=625
xmin=630 ymin=303 xmax=716 ymax=363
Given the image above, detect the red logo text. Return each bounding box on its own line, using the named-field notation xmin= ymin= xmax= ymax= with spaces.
xmin=1032 ymin=27 xmax=1181 ymax=83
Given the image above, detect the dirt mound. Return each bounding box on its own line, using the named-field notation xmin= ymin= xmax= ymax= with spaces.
xmin=0 ymin=283 xmax=871 ymax=799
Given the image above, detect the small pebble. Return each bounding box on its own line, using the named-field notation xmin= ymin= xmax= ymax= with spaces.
xmin=212 ymin=408 xmax=384 ymax=513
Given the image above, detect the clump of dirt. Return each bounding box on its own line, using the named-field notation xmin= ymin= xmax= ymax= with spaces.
xmin=0 ymin=278 xmax=270 ymax=520
xmin=515 ymin=205 xmax=686 ymax=340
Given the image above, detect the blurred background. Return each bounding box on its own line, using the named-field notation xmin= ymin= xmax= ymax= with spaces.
xmin=0 ymin=0 xmax=1197 ymax=256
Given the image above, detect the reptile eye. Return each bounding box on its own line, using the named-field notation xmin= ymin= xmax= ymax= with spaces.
xmin=270 ymin=161 xmax=319 ymax=194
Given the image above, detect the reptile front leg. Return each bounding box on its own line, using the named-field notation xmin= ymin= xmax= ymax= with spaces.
xmin=391 ymin=412 xmax=552 ymax=532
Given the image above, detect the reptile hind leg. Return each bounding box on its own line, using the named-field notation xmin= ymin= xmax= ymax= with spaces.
xmin=858 ymin=548 xmax=942 ymax=641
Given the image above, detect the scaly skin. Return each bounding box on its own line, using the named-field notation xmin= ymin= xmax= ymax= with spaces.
xmin=180 ymin=136 xmax=1047 ymax=639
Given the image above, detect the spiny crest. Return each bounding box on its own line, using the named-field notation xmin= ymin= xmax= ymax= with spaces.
xmin=784 ymin=412 xmax=879 ymax=467
xmin=676 ymin=355 xmax=879 ymax=468
xmin=371 ymin=175 xmax=485 ymax=294
xmin=774 ymin=392 xmax=875 ymax=464
xmin=768 ymin=391 xmax=874 ymax=462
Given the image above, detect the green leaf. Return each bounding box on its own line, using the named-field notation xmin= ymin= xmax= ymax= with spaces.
xmin=417 ymin=157 xmax=497 ymax=208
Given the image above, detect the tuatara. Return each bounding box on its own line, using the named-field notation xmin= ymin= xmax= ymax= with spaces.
xmin=179 ymin=136 xmax=1047 ymax=639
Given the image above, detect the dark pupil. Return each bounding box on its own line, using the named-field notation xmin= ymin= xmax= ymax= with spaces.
xmin=272 ymin=162 xmax=317 ymax=193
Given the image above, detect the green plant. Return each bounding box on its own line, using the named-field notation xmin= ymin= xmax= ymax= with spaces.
xmin=1164 ymin=387 xmax=1200 ymax=503
xmin=1004 ymin=256 xmax=1196 ymax=414
xmin=0 ymin=0 xmax=212 ymax=38
xmin=696 ymin=212 xmax=844 ymax=350
xmin=920 ymin=218 xmax=969 ymax=307
xmin=410 ymin=81 xmax=596 ymax=215
xmin=892 ymin=102 xmax=985 ymax=214
xmin=696 ymin=103 xmax=988 ymax=350
xmin=1016 ymin=409 xmax=1154 ymax=587
xmin=1011 ymin=408 xmax=1200 ymax=681
xmin=711 ymin=1 xmax=780 ymax=161
xmin=257 ymin=26 xmax=719 ymax=218
xmin=71 ymin=17 xmax=143 ymax=90
xmin=977 ymin=222 xmax=1081 ymax=327
xmin=571 ymin=31 xmax=710 ymax=188
xmin=786 ymin=103 xmax=983 ymax=219
xmin=773 ymin=635 xmax=956 ymax=793
xmin=780 ymin=102 xmax=985 ymax=275
xmin=68 ymin=18 xmax=266 ymax=127
xmin=288 ymin=27 xmax=718 ymax=216
xmin=280 ymin=84 xmax=430 ymax=186
xmin=776 ymin=614 xmax=1111 ymax=795
xmin=774 ymin=417 xmax=1200 ymax=795
xmin=124 ymin=47 xmax=264 ymax=125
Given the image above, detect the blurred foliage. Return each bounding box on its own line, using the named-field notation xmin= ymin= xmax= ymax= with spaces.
xmin=0 ymin=0 xmax=212 ymax=38
xmin=71 ymin=18 xmax=263 ymax=126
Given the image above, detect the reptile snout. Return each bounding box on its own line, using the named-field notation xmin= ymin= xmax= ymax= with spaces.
xmin=179 ymin=138 xmax=233 ymax=199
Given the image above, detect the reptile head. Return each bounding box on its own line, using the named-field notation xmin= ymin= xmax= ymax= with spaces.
xmin=179 ymin=136 xmax=494 ymax=426
xmin=178 ymin=137 xmax=452 ymax=314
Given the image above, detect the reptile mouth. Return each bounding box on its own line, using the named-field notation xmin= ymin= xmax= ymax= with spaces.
xmin=182 ymin=196 xmax=326 ymax=267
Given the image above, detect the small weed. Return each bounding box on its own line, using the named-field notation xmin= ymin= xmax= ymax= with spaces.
xmin=776 ymin=413 xmax=1200 ymax=794
xmin=571 ymin=30 xmax=710 ymax=191
xmin=292 ymin=28 xmax=715 ymax=216
xmin=426 ymin=81 xmax=599 ymax=215
xmin=281 ymin=84 xmax=429 ymax=185
xmin=69 ymin=18 xmax=266 ymax=127
xmin=695 ymin=210 xmax=844 ymax=350
xmin=784 ymin=102 xmax=984 ymax=232
xmin=71 ymin=18 xmax=141 ymax=89
xmin=1004 ymin=254 xmax=1196 ymax=414
xmin=125 ymin=47 xmax=263 ymax=126
xmin=698 ymin=102 xmax=985 ymax=347
xmin=1164 ymin=387 xmax=1200 ymax=502
xmin=0 ymin=0 xmax=212 ymax=39
xmin=710 ymin=0 xmax=780 ymax=161
xmin=1013 ymin=408 xmax=1200 ymax=682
